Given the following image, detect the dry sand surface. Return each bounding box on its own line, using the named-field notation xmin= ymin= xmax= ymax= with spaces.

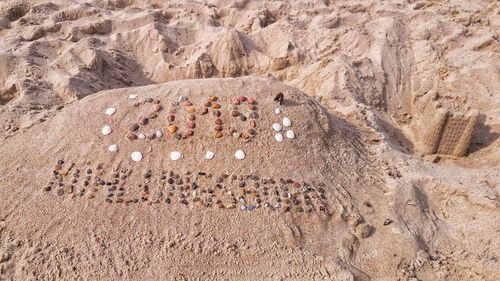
xmin=0 ymin=0 xmax=499 ymax=280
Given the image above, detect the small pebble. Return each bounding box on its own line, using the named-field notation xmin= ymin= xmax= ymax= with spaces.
xmin=211 ymin=103 xmax=221 ymax=109
xmin=130 ymin=124 xmax=140 ymax=131
xmin=231 ymin=110 xmax=240 ymax=117
xmin=186 ymin=107 xmax=195 ymax=113
xmin=131 ymin=151 xmax=143 ymax=162
xmin=101 ymin=125 xmax=112 ymax=136
xmin=178 ymin=96 xmax=187 ymax=102
xmin=383 ymin=219 xmax=393 ymax=226
xmin=275 ymin=133 xmax=284 ymax=142
xmin=286 ymin=130 xmax=295 ymax=139
xmin=139 ymin=117 xmax=148 ymax=125
xmin=240 ymin=205 xmax=247 ymax=211
xmin=138 ymin=134 xmax=145 ymax=139
xmin=108 ymin=144 xmax=118 ymax=152
xmin=126 ymin=132 xmax=138 ymax=140
xmin=215 ymin=132 xmax=223 ymax=138
xmin=105 ymin=108 xmax=116 ymax=115
xmin=205 ymin=151 xmax=214 ymax=160
xmin=170 ymin=151 xmax=182 ymax=161
xmin=283 ymin=117 xmax=291 ymax=127
xmin=184 ymin=100 xmax=193 ymax=106
xmin=275 ymin=108 xmax=281 ymax=114
xmin=152 ymin=104 xmax=162 ymax=112
xmin=272 ymin=123 xmax=282 ymax=132
xmin=155 ymin=130 xmax=163 ymax=138
xmin=167 ymin=125 xmax=177 ymax=133
xmin=146 ymin=97 xmax=153 ymax=103
xmin=167 ymin=115 xmax=175 ymax=122
xmin=235 ymin=149 xmax=245 ymax=160
xmin=129 ymin=94 xmax=138 ymax=99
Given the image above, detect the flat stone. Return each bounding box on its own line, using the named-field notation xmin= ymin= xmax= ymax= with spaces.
xmin=108 ymin=144 xmax=118 ymax=152
xmin=101 ymin=125 xmax=112 ymax=135
xmin=105 ymin=108 xmax=116 ymax=115
xmin=283 ymin=117 xmax=291 ymax=127
xmin=235 ymin=149 xmax=245 ymax=160
xmin=131 ymin=151 xmax=143 ymax=162
xmin=286 ymin=130 xmax=295 ymax=139
xmin=170 ymin=151 xmax=182 ymax=161
xmin=272 ymin=123 xmax=282 ymax=132
xmin=129 ymin=94 xmax=138 ymax=99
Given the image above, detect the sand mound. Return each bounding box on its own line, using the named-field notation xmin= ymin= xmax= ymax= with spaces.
xmin=0 ymin=77 xmax=384 ymax=280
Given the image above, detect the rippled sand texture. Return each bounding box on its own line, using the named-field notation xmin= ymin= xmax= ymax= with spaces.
xmin=0 ymin=1 xmax=499 ymax=280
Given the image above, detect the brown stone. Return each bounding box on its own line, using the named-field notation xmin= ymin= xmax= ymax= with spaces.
xmin=250 ymin=120 xmax=256 ymax=128
xmin=211 ymin=103 xmax=221 ymax=109
xmin=126 ymin=132 xmax=138 ymax=140
xmin=152 ymin=104 xmax=162 ymax=112
xmin=139 ymin=117 xmax=148 ymax=125
xmin=186 ymin=130 xmax=194 ymax=137
xmin=215 ymin=119 xmax=222 ymax=125
xmin=167 ymin=125 xmax=178 ymax=133
xmin=188 ymin=114 xmax=196 ymax=121
xmin=130 ymin=124 xmax=140 ymax=131
xmin=215 ymin=125 xmax=223 ymax=131
xmin=232 ymin=110 xmax=240 ymax=117
xmin=186 ymin=107 xmax=195 ymax=113
xmin=187 ymin=122 xmax=196 ymax=129
xmin=167 ymin=115 xmax=175 ymax=122
xmin=215 ymin=132 xmax=223 ymax=138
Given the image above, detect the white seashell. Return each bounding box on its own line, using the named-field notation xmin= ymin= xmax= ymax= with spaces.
xmin=105 ymin=107 xmax=116 ymax=115
xmin=129 ymin=94 xmax=138 ymax=99
xmin=101 ymin=125 xmax=112 ymax=135
xmin=272 ymin=123 xmax=282 ymax=132
xmin=170 ymin=151 xmax=182 ymax=161
xmin=155 ymin=130 xmax=163 ymax=138
xmin=286 ymin=130 xmax=295 ymax=139
xmin=235 ymin=149 xmax=245 ymax=160
xmin=205 ymin=150 xmax=214 ymax=160
xmin=275 ymin=108 xmax=281 ymax=115
xmin=283 ymin=117 xmax=291 ymax=127
xmin=138 ymin=134 xmax=145 ymax=139
xmin=275 ymin=133 xmax=284 ymax=142
xmin=131 ymin=151 xmax=142 ymax=161
xmin=108 ymin=144 xmax=118 ymax=152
